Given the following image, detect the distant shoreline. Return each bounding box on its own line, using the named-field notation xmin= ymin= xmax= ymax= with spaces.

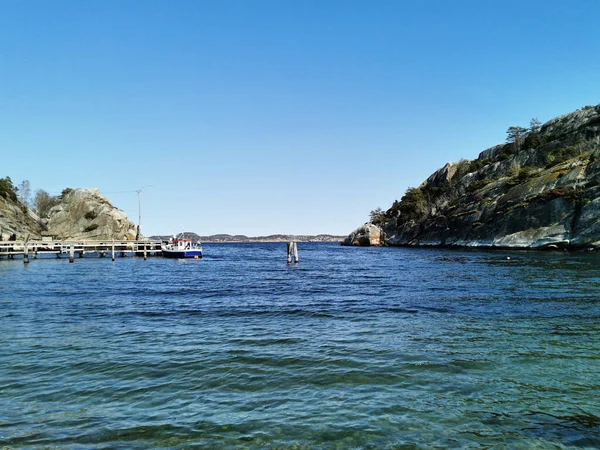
xmin=150 ymin=233 xmax=344 ymax=243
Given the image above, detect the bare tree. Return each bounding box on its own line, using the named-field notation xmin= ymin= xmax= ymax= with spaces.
xmin=17 ymin=180 xmax=31 ymax=207
xmin=34 ymin=189 xmax=58 ymax=217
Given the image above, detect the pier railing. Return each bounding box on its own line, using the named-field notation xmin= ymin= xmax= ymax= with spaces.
xmin=0 ymin=239 xmax=164 ymax=262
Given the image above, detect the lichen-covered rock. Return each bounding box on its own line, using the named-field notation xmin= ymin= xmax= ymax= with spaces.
xmin=342 ymin=223 xmax=383 ymax=246
xmin=46 ymin=188 xmax=137 ymax=240
xmin=345 ymin=103 xmax=600 ymax=250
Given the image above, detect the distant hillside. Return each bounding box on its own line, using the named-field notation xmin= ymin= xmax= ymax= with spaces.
xmin=151 ymin=233 xmax=344 ymax=243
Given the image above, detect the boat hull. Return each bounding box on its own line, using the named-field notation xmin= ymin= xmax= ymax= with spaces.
xmin=162 ymin=249 xmax=203 ymax=259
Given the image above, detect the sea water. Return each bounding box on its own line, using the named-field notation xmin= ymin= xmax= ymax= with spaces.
xmin=1 ymin=243 xmax=599 ymax=449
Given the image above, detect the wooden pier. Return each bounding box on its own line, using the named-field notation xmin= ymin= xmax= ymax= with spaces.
xmin=0 ymin=240 xmax=163 ymax=262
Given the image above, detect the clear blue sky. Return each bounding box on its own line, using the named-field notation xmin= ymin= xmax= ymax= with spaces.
xmin=1 ymin=0 xmax=599 ymax=236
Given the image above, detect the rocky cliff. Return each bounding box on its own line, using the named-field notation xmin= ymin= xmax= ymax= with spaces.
xmin=344 ymin=104 xmax=600 ymax=249
xmin=44 ymin=188 xmax=138 ymax=240
xmin=0 ymin=195 xmax=43 ymax=240
xmin=0 ymin=186 xmax=138 ymax=241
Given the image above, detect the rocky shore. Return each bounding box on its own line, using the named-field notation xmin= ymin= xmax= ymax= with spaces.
xmin=344 ymin=103 xmax=600 ymax=250
xmin=0 ymin=187 xmax=138 ymax=241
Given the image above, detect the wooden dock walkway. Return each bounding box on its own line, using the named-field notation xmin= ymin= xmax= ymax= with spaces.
xmin=0 ymin=240 xmax=163 ymax=262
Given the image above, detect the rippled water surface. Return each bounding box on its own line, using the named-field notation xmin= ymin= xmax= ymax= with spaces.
xmin=1 ymin=243 xmax=600 ymax=449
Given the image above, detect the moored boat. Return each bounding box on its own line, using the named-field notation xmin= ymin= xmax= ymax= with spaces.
xmin=161 ymin=236 xmax=203 ymax=259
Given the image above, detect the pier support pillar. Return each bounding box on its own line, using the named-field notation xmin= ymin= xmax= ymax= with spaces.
xmin=69 ymin=245 xmax=74 ymax=263
xmin=111 ymin=245 xmax=115 ymax=262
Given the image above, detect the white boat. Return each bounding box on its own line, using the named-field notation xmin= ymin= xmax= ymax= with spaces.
xmin=161 ymin=235 xmax=203 ymax=259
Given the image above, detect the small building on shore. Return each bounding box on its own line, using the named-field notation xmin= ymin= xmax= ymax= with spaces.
xmin=41 ymin=231 xmax=58 ymax=242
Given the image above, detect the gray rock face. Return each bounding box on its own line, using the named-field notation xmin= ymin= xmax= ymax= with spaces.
xmin=342 ymin=223 xmax=383 ymax=246
xmin=46 ymin=188 xmax=138 ymax=240
xmin=0 ymin=196 xmax=42 ymax=240
xmin=344 ymin=104 xmax=600 ymax=249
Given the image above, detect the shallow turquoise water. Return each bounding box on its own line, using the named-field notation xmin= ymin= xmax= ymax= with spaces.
xmin=1 ymin=243 xmax=599 ymax=449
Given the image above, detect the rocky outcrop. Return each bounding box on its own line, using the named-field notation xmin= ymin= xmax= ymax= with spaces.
xmin=342 ymin=223 xmax=383 ymax=246
xmin=344 ymin=103 xmax=600 ymax=250
xmin=0 ymin=196 xmax=43 ymax=240
xmin=45 ymin=188 xmax=138 ymax=240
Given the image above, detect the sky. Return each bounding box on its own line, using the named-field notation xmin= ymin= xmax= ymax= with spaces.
xmin=1 ymin=0 xmax=599 ymax=236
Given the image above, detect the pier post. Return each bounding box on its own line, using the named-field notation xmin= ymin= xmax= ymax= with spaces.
xmin=34 ymin=244 xmax=38 ymax=259
xmin=293 ymin=242 xmax=299 ymax=264
xmin=144 ymin=243 xmax=147 ymax=261
xmin=69 ymin=245 xmax=75 ymax=263
xmin=79 ymin=251 xmax=83 ymax=258
xmin=111 ymin=245 xmax=115 ymax=262
xmin=287 ymin=242 xmax=292 ymax=263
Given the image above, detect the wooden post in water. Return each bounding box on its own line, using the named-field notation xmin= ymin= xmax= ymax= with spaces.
xmin=143 ymin=243 xmax=147 ymax=261
xmin=23 ymin=234 xmax=30 ymax=264
xmin=111 ymin=245 xmax=115 ymax=262
xmin=69 ymin=245 xmax=75 ymax=263
xmin=287 ymin=242 xmax=299 ymax=264
xmin=34 ymin=244 xmax=38 ymax=259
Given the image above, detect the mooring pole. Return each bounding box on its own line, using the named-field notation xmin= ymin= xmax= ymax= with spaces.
xmin=287 ymin=242 xmax=299 ymax=264
xmin=111 ymin=245 xmax=115 ymax=262
xmin=69 ymin=245 xmax=75 ymax=263
xmin=23 ymin=234 xmax=30 ymax=264
xmin=144 ymin=243 xmax=147 ymax=261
